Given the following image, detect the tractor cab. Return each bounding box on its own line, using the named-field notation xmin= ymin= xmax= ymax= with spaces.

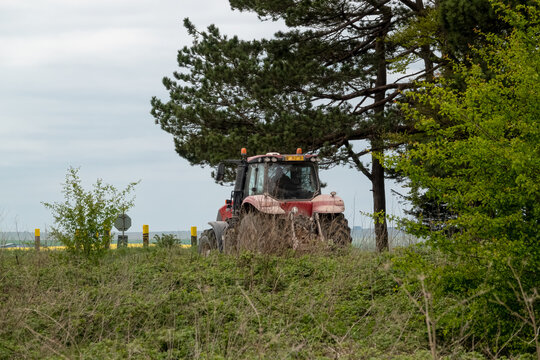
xmin=216 ymin=149 xmax=321 ymax=220
xmin=245 ymin=154 xmax=320 ymax=200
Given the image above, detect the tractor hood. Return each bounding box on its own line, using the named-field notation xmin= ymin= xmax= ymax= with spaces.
xmin=242 ymin=193 xmax=345 ymax=216
xmin=242 ymin=195 xmax=286 ymax=215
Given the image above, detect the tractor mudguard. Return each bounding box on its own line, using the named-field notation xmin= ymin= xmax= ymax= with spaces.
xmin=208 ymin=221 xmax=229 ymax=251
xmin=312 ymin=194 xmax=345 ymax=214
xmin=242 ymin=195 xmax=286 ymax=215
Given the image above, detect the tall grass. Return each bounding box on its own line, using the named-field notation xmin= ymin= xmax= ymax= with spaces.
xmin=0 ymin=246 xmax=501 ymax=359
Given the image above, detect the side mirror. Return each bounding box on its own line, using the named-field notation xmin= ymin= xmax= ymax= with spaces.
xmin=216 ymin=163 xmax=225 ymax=182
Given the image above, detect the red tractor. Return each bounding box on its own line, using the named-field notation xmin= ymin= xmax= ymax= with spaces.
xmin=198 ymin=148 xmax=352 ymax=254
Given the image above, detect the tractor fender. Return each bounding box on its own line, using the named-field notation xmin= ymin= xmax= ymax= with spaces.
xmin=208 ymin=221 xmax=229 ymax=251
xmin=242 ymin=195 xmax=286 ymax=215
xmin=312 ymin=194 xmax=345 ymax=214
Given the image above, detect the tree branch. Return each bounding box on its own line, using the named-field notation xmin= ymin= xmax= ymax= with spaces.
xmin=399 ymin=0 xmax=419 ymax=11
xmin=345 ymin=140 xmax=373 ymax=180
xmin=310 ymin=82 xmax=413 ymax=101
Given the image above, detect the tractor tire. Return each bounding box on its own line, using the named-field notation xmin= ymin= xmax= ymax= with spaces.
xmin=198 ymin=229 xmax=217 ymax=256
xmin=320 ymin=214 xmax=352 ymax=246
xmin=235 ymin=212 xmax=289 ymax=254
xmin=235 ymin=212 xmax=264 ymax=253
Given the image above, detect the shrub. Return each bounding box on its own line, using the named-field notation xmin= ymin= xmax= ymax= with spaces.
xmin=153 ymin=233 xmax=180 ymax=248
xmin=388 ymin=3 xmax=540 ymax=356
xmin=42 ymin=167 xmax=139 ymax=259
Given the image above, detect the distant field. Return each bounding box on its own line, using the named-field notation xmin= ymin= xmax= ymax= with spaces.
xmin=0 ymin=231 xmax=193 ymax=248
xmin=0 ymin=243 xmax=192 ymax=250
xmin=0 ymin=228 xmax=419 ymax=249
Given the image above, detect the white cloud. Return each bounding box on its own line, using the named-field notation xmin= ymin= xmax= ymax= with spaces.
xmin=1 ymin=28 xmax=156 ymax=67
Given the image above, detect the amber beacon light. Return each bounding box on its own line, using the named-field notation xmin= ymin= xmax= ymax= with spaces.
xmin=296 ymin=148 xmax=302 ymax=154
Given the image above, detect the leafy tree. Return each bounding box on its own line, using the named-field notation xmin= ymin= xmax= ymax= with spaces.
xmin=438 ymin=0 xmax=532 ymax=58
xmin=151 ymin=0 xmax=442 ymax=251
xmin=388 ymin=2 xmax=539 ymax=353
xmin=43 ymin=167 xmax=139 ymax=259
xmin=392 ymin=0 xmax=535 ymax=229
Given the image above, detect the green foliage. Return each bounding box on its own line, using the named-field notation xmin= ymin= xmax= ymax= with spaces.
xmin=388 ymin=2 xmax=540 ymax=355
xmin=152 ymin=233 xmax=181 ymax=248
xmin=438 ymin=0 xmax=532 ymax=57
xmin=151 ymin=1 xmax=438 ymax=171
xmin=388 ymin=7 xmax=440 ymax=74
xmin=439 ymin=0 xmax=499 ymax=55
xmin=0 ymin=247 xmax=498 ymax=359
xmin=42 ymin=167 xmax=139 ymax=259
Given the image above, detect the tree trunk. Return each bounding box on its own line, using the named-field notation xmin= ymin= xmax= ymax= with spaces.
xmin=372 ymin=148 xmax=388 ymax=251
xmin=372 ymin=7 xmax=390 ymax=252
xmin=417 ymin=0 xmax=435 ymax=82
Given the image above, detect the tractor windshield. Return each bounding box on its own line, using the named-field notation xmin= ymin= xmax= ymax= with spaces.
xmin=267 ymin=162 xmax=319 ymax=199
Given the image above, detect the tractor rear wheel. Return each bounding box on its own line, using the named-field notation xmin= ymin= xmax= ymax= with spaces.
xmin=235 ymin=212 xmax=268 ymax=252
xmin=198 ymin=229 xmax=217 ymax=256
xmin=234 ymin=212 xmax=290 ymax=254
xmin=320 ymin=214 xmax=352 ymax=246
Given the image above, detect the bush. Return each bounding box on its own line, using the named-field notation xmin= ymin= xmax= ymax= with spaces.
xmin=42 ymin=167 xmax=139 ymax=259
xmin=153 ymin=233 xmax=180 ymax=248
xmin=388 ymin=3 xmax=540 ymax=356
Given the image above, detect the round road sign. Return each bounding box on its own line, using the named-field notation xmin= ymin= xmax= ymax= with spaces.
xmin=114 ymin=214 xmax=132 ymax=231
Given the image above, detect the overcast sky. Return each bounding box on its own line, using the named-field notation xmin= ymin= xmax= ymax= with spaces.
xmin=0 ymin=0 xmax=406 ymax=234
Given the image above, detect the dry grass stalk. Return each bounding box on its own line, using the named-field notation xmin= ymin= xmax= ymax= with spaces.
xmin=227 ymin=213 xmax=349 ymax=256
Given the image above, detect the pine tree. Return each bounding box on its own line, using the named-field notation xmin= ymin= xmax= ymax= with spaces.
xmin=151 ymin=0 xmax=442 ymax=251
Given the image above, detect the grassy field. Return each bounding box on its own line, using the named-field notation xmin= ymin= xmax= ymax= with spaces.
xmin=0 ymin=247 xmax=522 ymax=359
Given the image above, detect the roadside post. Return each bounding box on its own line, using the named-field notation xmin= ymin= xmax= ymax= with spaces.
xmin=143 ymin=225 xmax=149 ymax=247
xmin=35 ymin=228 xmax=40 ymax=251
xmin=104 ymin=228 xmax=111 ymax=249
xmin=114 ymin=213 xmax=131 ymax=248
xmin=191 ymin=226 xmax=197 ymax=251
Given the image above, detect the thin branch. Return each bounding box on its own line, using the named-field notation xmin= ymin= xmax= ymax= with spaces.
xmin=310 ymin=82 xmax=413 ymax=101
xmin=399 ymin=0 xmax=420 ymax=11
xmin=345 ymin=140 xmax=373 ymax=180
xmin=351 ymin=88 xmax=402 ymax=116
xmin=392 ymin=63 xmax=443 ymax=84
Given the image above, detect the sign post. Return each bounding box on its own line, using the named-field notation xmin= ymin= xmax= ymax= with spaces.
xmin=114 ymin=213 xmax=131 ymax=248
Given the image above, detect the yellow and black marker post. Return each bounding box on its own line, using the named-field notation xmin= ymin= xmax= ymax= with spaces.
xmin=143 ymin=225 xmax=149 ymax=247
xmin=191 ymin=226 xmax=197 ymax=251
xmin=34 ymin=228 xmax=40 ymax=251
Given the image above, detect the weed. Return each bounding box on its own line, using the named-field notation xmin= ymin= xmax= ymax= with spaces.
xmin=153 ymin=233 xmax=181 ymax=248
xmin=0 ymin=247 xmax=534 ymax=359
